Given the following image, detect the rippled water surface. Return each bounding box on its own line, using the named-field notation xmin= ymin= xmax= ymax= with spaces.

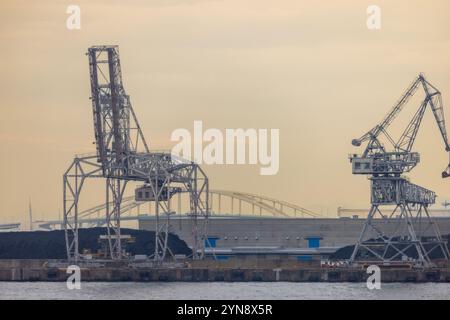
xmin=0 ymin=282 xmax=449 ymax=300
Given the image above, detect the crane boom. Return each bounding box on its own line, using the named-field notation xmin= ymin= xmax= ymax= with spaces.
xmin=352 ymin=75 xmax=422 ymax=147
xmin=88 ymin=46 xmax=149 ymax=175
xmin=351 ymin=74 xmax=450 ymax=178
xmin=424 ymin=84 xmax=450 ymax=151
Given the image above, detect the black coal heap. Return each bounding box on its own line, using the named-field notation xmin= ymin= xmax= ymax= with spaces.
xmin=0 ymin=228 xmax=191 ymax=259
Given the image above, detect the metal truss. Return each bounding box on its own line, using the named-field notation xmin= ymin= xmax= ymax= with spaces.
xmin=351 ymin=74 xmax=449 ymax=158
xmin=349 ymin=74 xmax=450 ymax=267
xmin=349 ymin=202 xmax=449 ymax=267
xmin=64 ymin=155 xmax=210 ymax=262
xmin=64 ymin=46 xmax=209 ymax=262
xmin=63 ymin=155 xmax=103 ymax=262
xmin=105 ymin=177 xmax=128 ymax=259
xmin=209 ymin=190 xmax=321 ymax=217
xmin=140 ymin=155 xmax=210 ymax=261
xmin=348 ymin=176 xmax=448 ymax=267
xmin=370 ymin=177 xmax=436 ymax=206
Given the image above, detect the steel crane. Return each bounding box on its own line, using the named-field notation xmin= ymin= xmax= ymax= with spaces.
xmin=64 ymin=46 xmax=210 ymax=262
xmin=349 ymin=74 xmax=450 ymax=267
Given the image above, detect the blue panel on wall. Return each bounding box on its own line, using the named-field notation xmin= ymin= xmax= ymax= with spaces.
xmin=307 ymin=238 xmax=320 ymax=248
xmin=205 ymin=237 xmax=219 ymax=248
xmin=297 ymin=255 xmax=313 ymax=261
xmin=216 ymin=255 xmax=229 ymax=261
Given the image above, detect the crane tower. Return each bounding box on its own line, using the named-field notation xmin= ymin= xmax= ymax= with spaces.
xmin=349 ymin=74 xmax=450 ymax=267
xmin=63 ymin=46 xmax=209 ymax=262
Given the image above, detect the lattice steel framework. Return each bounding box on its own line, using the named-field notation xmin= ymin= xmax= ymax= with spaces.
xmin=64 ymin=46 xmax=209 ymax=262
xmin=349 ymin=74 xmax=450 ymax=267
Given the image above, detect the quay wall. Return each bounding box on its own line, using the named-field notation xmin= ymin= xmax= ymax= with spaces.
xmin=0 ymin=259 xmax=449 ymax=283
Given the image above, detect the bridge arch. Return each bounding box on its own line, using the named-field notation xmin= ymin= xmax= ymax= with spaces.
xmin=39 ymin=190 xmax=320 ymax=229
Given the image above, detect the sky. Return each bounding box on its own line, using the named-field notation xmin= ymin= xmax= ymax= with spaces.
xmin=1 ymin=0 xmax=450 ymax=224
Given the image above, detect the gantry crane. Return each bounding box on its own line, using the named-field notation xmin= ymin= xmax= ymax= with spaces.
xmin=63 ymin=46 xmax=210 ymax=262
xmin=349 ymin=73 xmax=450 ymax=267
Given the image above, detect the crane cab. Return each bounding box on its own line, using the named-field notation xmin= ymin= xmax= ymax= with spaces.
xmin=135 ymin=184 xmax=181 ymax=201
xmin=350 ymin=156 xmax=373 ymax=174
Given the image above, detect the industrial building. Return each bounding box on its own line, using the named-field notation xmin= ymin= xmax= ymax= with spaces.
xmin=139 ymin=215 xmax=450 ymax=261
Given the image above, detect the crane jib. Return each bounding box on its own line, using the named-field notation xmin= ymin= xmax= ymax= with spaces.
xmin=351 ymin=74 xmax=450 ymax=178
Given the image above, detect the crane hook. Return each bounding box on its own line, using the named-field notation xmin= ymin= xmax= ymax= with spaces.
xmin=442 ymin=152 xmax=450 ymax=178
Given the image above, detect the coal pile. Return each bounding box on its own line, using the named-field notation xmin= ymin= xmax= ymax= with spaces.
xmin=0 ymin=228 xmax=191 ymax=259
xmin=330 ymin=234 xmax=450 ymax=260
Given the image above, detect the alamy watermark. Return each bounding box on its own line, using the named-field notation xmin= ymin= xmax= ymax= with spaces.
xmin=366 ymin=5 xmax=381 ymax=30
xmin=66 ymin=265 xmax=81 ymax=290
xmin=366 ymin=265 xmax=381 ymax=290
xmin=66 ymin=5 xmax=81 ymax=30
xmin=171 ymin=121 xmax=279 ymax=175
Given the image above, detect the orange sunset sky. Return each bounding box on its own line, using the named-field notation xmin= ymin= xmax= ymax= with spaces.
xmin=1 ymin=0 xmax=450 ymax=225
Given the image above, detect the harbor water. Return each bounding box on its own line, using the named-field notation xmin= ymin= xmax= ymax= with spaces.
xmin=0 ymin=282 xmax=449 ymax=300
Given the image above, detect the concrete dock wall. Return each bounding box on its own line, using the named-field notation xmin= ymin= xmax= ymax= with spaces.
xmin=1 ymin=267 xmax=450 ymax=282
xmin=0 ymin=259 xmax=449 ymax=282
